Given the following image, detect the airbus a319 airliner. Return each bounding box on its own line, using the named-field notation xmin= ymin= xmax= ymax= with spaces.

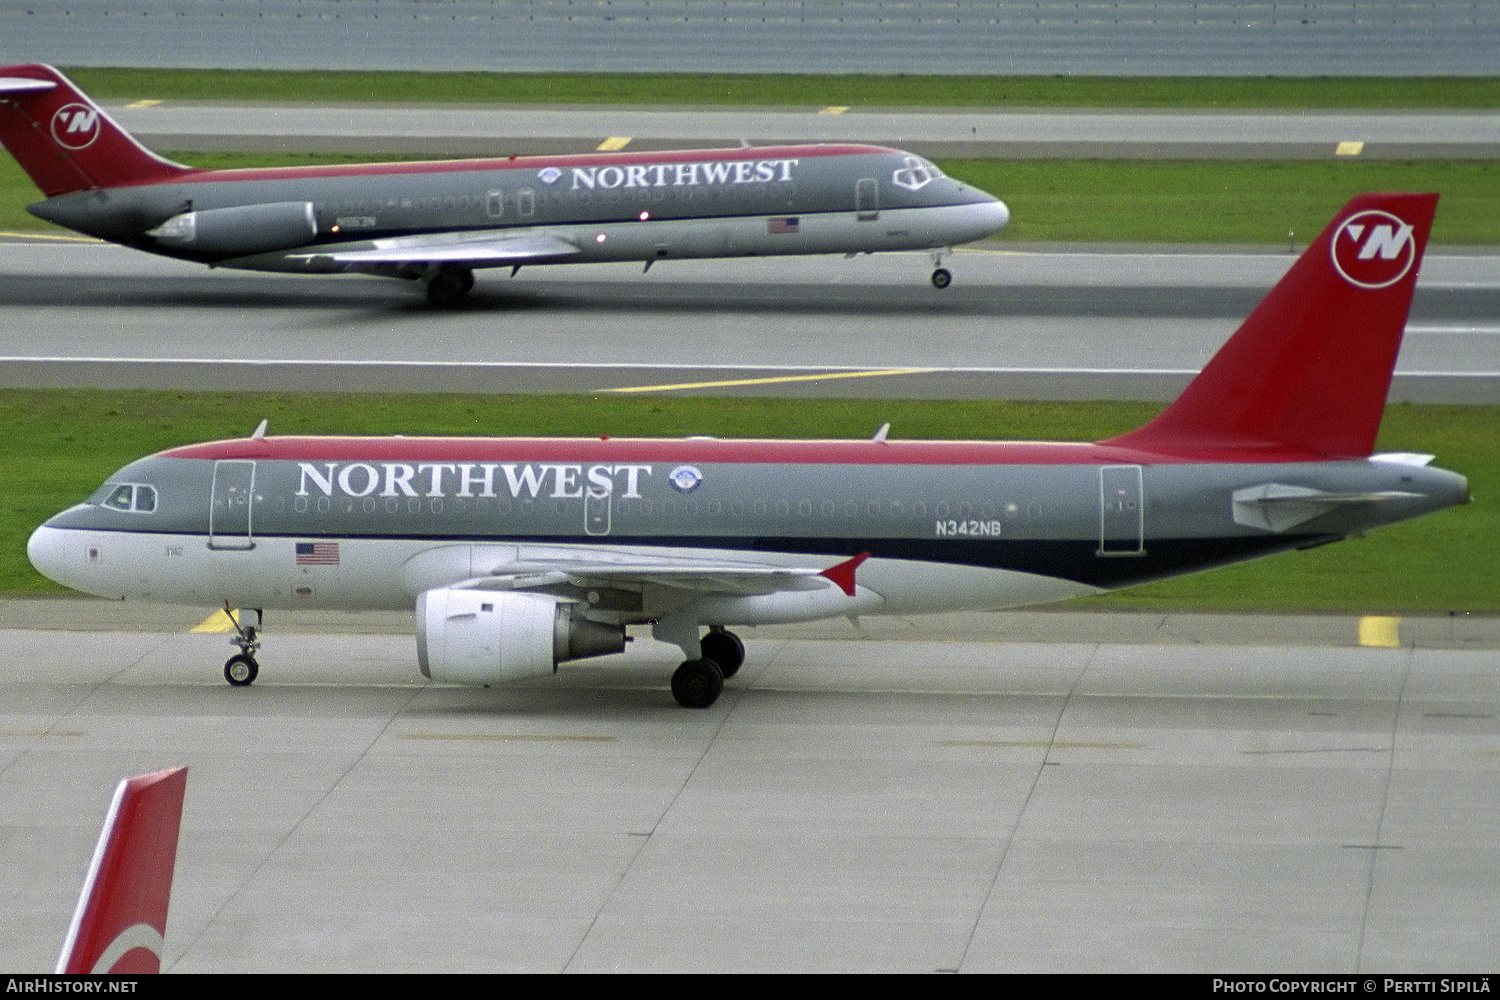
xmin=28 ymin=194 xmax=1467 ymax=708
xmin=0 ymin=64 xmax=1008 ymax=304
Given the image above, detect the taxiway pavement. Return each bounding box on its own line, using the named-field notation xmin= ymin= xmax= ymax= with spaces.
xmin=0 ymin=600 xmax=1496 ymax=972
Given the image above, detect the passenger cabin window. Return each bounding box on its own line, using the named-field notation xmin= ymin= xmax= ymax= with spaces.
xmin=101 ymin=484 xmax=156 ymax=513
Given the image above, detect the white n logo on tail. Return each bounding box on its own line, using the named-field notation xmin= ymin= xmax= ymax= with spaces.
xmin=1331 ymin=209 xmax=1416 ymax=289
xmin=50 ymin=103 xmax=100 ymax=150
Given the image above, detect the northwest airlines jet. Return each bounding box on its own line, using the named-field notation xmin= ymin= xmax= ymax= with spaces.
xmin=29 ymin=194 xmax=1467 ymax=708
xmin=0 ymin=64 xmax=1008 ymax=304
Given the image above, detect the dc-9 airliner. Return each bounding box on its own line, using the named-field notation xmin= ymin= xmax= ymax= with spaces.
xmin=0 ymin=64 xmax=1008 ymax=304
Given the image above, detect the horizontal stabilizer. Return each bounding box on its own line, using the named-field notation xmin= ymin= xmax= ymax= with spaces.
xmin=1231 ymin=483 xmax=1423 ymax=532
xmin=0 ymin=76 xmax=56 ymax=95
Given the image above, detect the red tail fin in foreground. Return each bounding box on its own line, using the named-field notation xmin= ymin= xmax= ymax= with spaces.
xmin=1105 ymin=192 xmax=1438 ymax=460
xmin=0 ymin=64 xmax=193 ymax=197
xmin=56 ymin=767 xmax=187 ymax=975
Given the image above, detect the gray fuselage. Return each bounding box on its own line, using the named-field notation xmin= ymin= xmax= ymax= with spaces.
xmin=28 ymin=436 xmax=1470 ymax=618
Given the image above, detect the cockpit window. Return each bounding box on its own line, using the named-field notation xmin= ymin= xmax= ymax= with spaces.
xmin=103 ymin=485 xmax=134 ymax=511
xmin=99 ymin=484 xmax=157 ymax=513
xmin=892 ymin=156 xmax=942 ymax=191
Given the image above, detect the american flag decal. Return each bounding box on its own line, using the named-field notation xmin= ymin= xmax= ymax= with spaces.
xmin=767 ymin=216 xmax=800 ymax=234
xmin=296 ymin=542 xmax=340 ymax=565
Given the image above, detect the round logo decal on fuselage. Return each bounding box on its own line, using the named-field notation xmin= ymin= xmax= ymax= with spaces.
xmin=668 ymin=465 xmax=703 ymax=493
xmin=1330 ymin=209 xmax=1416 ymax=290
xmin=50 ymin=103 xmax=102 ymax=150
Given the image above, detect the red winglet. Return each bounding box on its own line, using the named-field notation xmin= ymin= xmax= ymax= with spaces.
xmin=820 ymin=552 xmax=870 ymax=597
xmin=57 ymin=767 xmax=188 ymax=975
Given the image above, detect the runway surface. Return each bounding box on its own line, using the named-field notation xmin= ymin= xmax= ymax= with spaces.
xmin=2 ymin=239 xmax=1497 ymax=402
xmin=4 ymin=0 xmax=1497 ymax=76
xmin=1 ymin=600 xmax=1496 ymax=973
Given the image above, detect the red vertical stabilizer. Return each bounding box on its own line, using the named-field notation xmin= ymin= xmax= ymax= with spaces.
xmin=1104 ymin=193 xmax=1438 ymax=460
xmin=0 ymin=64 xmax=194 ymax=197
xmin=56 ymin=767 xmax=188 ymax=975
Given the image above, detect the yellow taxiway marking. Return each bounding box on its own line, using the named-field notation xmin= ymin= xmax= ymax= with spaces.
xmin=125 ymin=99 xmax=161 ymax=109
xmin=0 ymin=230 xmax=101 ymax=243
xmin=818 ymin=106 xmax=850 ymax=115
xmin=191 ymin=609 xmax=239 ymax=634
xmin=610 ymin=367 xmax=934 ymax=394
xmin=1336 ymin=140 xmax=1365 ymax=156
xmin=596 ymin=136 xmax=632 ymax=151
xmin=1359 ymin=616 xmax=1401 ymax=648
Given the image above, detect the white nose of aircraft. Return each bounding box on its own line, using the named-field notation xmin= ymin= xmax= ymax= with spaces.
xmin=27 ymin=522 xmax=101 ymax=598
xmin=28 ymin=524 xmax=70 ymax=589
xmin=958 ymin=197 xmax=1009 ymax=245
xmin=983 ymin=198 xmax=1010 ymax=235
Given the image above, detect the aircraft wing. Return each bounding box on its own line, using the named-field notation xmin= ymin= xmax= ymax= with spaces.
xmin=291 ymin=230 xmax=581 ymax=268
xmin=449 ymin=552 xmax=870 ymax=599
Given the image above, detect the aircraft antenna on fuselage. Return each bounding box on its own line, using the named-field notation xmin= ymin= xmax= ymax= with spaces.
xmin=251 ymin=420 xmax=269 ymax=441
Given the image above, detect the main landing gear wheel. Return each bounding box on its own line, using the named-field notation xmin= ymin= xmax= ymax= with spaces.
xmin=224 ymin=654 xmax=258 ymax=687
xmin=930 ymin=267 xmax=953 ymax=289
xmin=700 ymin=628 xmax=745 ymax=679
xmin=671 ymin=658 xmax=724 ymax=709
xmin=425 ymin=265 xmax=475 ymax=307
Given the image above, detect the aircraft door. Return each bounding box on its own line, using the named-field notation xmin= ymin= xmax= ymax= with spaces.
xmin=209 ymin=460 xmax=256 ymax=550
xmin=856 ymin=178 xmax=879 ymax=220
xmin=1097 ymin=465 xmax=1144 ymax=556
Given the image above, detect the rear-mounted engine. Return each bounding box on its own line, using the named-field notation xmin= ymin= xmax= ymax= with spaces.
xmin=146 ymin=201 xmax=317 ymax=255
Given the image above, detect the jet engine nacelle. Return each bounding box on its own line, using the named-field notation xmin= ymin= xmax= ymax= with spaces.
xmin=145 ymin=201 xmax=317 ymax=255
xmin=415 ymin=589 xmax=626 ymax=686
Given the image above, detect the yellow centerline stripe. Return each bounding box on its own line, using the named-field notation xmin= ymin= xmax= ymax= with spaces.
xmin=596 ymin=136 xmax=632 ymax=151
xmin=609 ymin=367 xmax=934 ymax=393
xmin=0 ymin=231 xmax=102 ymax=243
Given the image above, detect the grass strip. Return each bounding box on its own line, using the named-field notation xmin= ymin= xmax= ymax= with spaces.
xmin=60 ymin=68 xmax=1500 ymax=109
xmin=4 ymin=390 xmax=1494 ymax=613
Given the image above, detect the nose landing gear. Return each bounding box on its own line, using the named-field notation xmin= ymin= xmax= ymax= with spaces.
xmin=222 ymin=604 xmax=262 ymax=687
xmin=930 ymin=248 xmax=953 ymax=289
